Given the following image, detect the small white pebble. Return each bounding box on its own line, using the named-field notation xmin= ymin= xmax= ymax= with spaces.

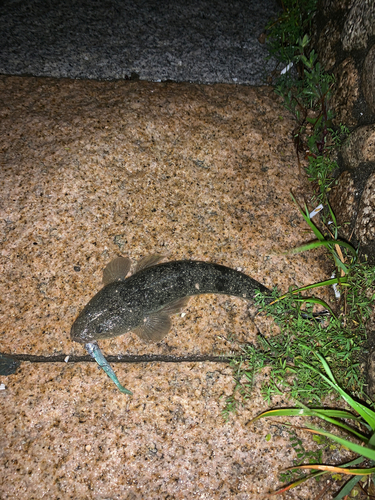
xmin=64 ymin=356 xmax=70 ymax=363
xmin=281 ymin=62 xmax=293 ymax=74
xmin=309 ymin=204 xmax=323 ymax=218
xmin=85 ymin=445 xmax=92 ymax=452
xmin=0 ymin=383 xmax=6 ymax=390
xmin=331 ymin=272 xmax=341 ymax=299
xmin=195 ymin=283 xmax=200 ymax=290
xmin=181 ymin=312 xmax=186 ymax=318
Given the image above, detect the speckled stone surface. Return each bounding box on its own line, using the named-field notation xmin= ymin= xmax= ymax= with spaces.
xmin=0 ymin=76 xmax=331 ymax=358
xmin=0 ymin=0 xmax=280 ymax=85
xmin=1 ymin=364 xmax=344 ymax=500
xmin=0 ymin=76 xmax=335 ymax=499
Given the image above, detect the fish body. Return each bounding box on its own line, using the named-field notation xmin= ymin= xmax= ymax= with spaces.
xmin=71 ymin=259 xmax=270 ymax=344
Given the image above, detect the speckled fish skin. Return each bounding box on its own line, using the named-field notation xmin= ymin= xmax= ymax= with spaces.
xmin=71 ymin=260 xmax=271 ymax=344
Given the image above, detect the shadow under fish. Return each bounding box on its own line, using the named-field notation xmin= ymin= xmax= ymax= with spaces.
xmin=71 ymin=255 xmax=271 ymax=395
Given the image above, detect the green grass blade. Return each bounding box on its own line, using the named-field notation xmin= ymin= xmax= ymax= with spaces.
xmin=293 ymin=296 xmax=335 ymax=317
xmin=310 ymin=409 xmax=362 ymax=421
xmin=300 ymin=351 xmax=375 ymax=430
xmin=309 ymin=413 xmax=368 ymax=441
xmin=316 ymin=353 xmax=375 ymax=429
xmin=289 ymin=241 xmax=329 ymax=253
xmin=274 ymin=277 xmax=349 ymax=302
xmin=332 ymin=253 xmax=349 ymax=274
xmin=299 ymin=425 xmax=375 ymax=462
xmin=332 ymin=476 xmax=364 ymax=500
xmin=253 ymin=408 xmax=367 ymax=441
xmin=305 ymin=363 xmax=375 ymax=429
xmin=290 ymin=239 xmax=357 ymax=256
xmin=290 ymin=193 xmax=325 ymax=239
xmin=293 ymin=277 xmax=348 ymax=290
xmin=340 ymin=456 xmax=372 ymax=467
xmin=368 ymin=432 xmax=375 ymax=447
xmin=327 ymin=201 xmax=338 ymax=227
xmin=253 ymin=408 xmax=361 ymax=422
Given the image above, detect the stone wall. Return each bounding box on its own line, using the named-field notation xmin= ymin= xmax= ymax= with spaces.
xmin=313 ymin=0 xmax=375 ymax=263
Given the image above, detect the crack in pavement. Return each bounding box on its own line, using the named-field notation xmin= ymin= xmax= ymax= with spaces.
xmin=2 ymin=353 xmax=233 ymax=363
xmin=1 ymin=352 xmax=234 ymax=376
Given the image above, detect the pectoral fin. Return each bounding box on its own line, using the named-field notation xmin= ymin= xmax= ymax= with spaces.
xmin=132 ymin=297 xmax=190 ymax=342
xmin=133 ymin=313 xmax=171 ymax=342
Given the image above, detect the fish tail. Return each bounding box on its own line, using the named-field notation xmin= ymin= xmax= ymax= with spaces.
xmin=85 ymin=342 xmax=133 ymax=396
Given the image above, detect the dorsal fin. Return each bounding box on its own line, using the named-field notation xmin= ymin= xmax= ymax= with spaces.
xmin=102 ymin=256 xmax=131 ymax=285
xmin=134 ymin=254 xmax=165 ymax=273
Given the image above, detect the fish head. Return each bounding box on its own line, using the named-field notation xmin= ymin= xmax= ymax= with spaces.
xmin=70 ymin=283 xmax=140 ymax=343
xmin=70 ymin=305 xmax=137 ymax=343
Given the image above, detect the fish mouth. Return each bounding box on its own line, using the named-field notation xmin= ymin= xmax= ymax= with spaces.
xmin=70 ymin=321 xmax=94 ymax=344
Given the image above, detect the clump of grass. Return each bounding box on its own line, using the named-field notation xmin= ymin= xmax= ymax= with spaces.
xmin=223 ymin=260 xmax=374 ymax=414
xmin=266 ymin=0 xmax=318 ymax=66
xmin=253 ymin=352 xmax=375 ymax=498
xmin=289 ymin=193 xmax=357 ymax=274
xmin=266 ymin=2 xmax=349 ymax=205
xmin=222 ymin=202 xmax=374 ymax=416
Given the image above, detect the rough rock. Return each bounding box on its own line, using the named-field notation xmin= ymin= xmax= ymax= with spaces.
xmin=314 ymin=1 xmax=375 ymax=127
xmin=341 ymin=124 xmax=375 ymax=167
xmin=329 ymin=162 xmax=375 ymax=261
xmin=363 ymin=44 xmax=375 ymax=114
xmin=315 ymin=19 xmax=341 ymax=71
xmin=320 ymin=0 xmax=354 ymax=15
xmin=329 ymin=170 xmax=358 ymax=241
xmin=331 ymin=57 xmax=360 ymax=127
xmin=342 ymin=0 xmax=375 ymax=51
xmin=314 ymin=1 xmax=375 ymax=261
xmin=356 ymin=171 xmax=375 ymax=246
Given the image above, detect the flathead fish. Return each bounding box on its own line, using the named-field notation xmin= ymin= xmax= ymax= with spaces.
xmin=71 ymin=255 xmax=270 ymax=395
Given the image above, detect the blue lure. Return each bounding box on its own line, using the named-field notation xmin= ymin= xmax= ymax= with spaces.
xmin=85 ymin=341 xmax=133 ymax=395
